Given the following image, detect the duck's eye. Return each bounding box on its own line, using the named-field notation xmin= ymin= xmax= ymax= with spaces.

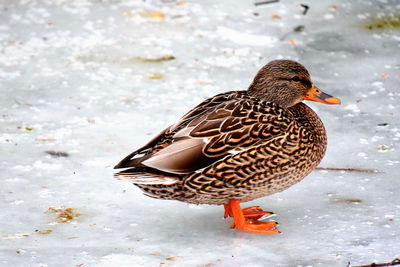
xmin=291 ymin=76 xmax=312 ymax=88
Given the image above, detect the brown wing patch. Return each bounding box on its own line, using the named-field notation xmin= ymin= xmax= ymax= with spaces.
xmin=186 ymin=99 xmax=294 ymax=159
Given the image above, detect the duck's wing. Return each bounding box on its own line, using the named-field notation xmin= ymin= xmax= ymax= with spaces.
xmin=115 ymin=92 xmax=295 ymax=175
xmin=114 ymin=91 xmax=244 ymax=170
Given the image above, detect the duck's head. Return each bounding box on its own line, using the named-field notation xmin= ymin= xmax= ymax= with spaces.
xmin=247 ymin=60 xmax=341 ymax=108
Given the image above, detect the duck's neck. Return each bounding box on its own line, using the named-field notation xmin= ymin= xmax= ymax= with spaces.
xmin=288 ymin=102 xmax=327 ymax=156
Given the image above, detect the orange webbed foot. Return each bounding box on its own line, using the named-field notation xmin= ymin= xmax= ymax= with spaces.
xmin=224 ymin=199 xmax=280 ymax=234
xmin=238 ymin=220 xmax=279 ymax=234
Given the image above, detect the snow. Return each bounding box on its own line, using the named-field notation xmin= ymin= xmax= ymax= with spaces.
xmin=216 ymin=26 xmax=278 ymax=46
xmin=1 ymin=0 xmax=400 ymax=266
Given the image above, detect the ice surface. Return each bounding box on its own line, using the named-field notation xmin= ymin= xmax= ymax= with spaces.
xmin=1 ymin=0 xmax=400 ymax=266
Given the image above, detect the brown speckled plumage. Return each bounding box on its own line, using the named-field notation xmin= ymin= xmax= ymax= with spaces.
xmin=114 ymin=60 xmax=337 ymax=206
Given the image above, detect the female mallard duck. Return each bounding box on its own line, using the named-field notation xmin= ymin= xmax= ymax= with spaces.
xmin=114 ymin=60 xmax=340 ymax=234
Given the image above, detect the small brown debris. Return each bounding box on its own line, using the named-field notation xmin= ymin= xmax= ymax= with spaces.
xmin=365 ymin=16 xmax=400 ymax=30
xmin=46 ymin=151 xmax=69 ymax=157
xmin=47 ymin=207 xmax=81 ymax=223
xmin=195 ymin=81 xmax=209 ymax=85
xmin=290 ymin=40 xmax=297 ymax=45
xmin=293 ymin=25 xmax=305 ymax=32
xmin=35 ymin=138 xmax=56 ymax=142
xmin=150 ymin=11 xmax=165 ymax=19
xmin=204 ymin=259 xmax=222 ymax=266
xmin=351 ymin=258 xmax=400 ymax=267
xmin=381 ymin=73 xmax=388 ymax=77
xmin=176 ymin=1 xmax=185 ymax=6
xmin=35 ymin=229 xmax=52 ymax=235
xmin=129 ymin=55 xmax=175 ymax=63
xmin=331 ymin=198 xmax=362 ymax=204
xmin=147 ymin=73 xmax=164 ymax=79
xmin=254 ymin=0 xmax=279 ymax=6
xmin=141 ymin=10 xmax=165 ymax=20
xmin=1 ymin=233 xmax=30 ymax=239
xmin=150 ymin=252 xmax=160 ymax=256
xmin=377 ymin=144 xmax=389 ymax=151
xmin=166 ymin=256 xmax=181 ymax=261
xmin=17 ymin=126 xmax=33 ymax=131
xmin=300 ymin=4 xmax=309 ymax=15
xmin=270 ymin=13 xmax=281 ymax=19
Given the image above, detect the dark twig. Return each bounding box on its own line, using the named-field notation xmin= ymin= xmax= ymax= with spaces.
xmin=300 ymin=4 xmax=309 ymax=15
xmin=316 ymin=167 xmax=382 ymax=173
xmin=351 ymin=258 xmax=400 ymax=267
xmin=254 ymin=0 xmax=279 ymax=6
xmin=46 ymin=151 xmax=69 ymax=157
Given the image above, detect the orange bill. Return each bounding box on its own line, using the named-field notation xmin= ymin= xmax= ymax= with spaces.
xmin=304 ymin=84 xmax=341 ymax=104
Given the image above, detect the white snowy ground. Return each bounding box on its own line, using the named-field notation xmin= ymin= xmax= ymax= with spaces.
xmin=1 ymin=0 xmax=400 ymax=266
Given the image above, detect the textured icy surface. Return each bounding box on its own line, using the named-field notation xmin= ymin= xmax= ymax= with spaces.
xmin=1 ymin=0 xmax=400 ymax=266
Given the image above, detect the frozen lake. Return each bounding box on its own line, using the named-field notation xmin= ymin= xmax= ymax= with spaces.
xmin=1 ymin=0 xmax=399 ymax=266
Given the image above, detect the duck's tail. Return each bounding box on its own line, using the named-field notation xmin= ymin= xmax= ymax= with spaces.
xmin=113 ymin=167 xmax=180 ymax=185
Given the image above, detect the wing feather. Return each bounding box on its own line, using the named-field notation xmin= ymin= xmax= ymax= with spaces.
xmin=141 ymin=138 xmax=206 ymax=174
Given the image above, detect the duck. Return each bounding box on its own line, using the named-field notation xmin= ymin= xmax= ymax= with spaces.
xmin=114 ymin=59 xmax=340 ymax=234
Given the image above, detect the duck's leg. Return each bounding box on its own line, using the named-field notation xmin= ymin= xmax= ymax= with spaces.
xmin=224 ymin=199 xmax=280 ymax=234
